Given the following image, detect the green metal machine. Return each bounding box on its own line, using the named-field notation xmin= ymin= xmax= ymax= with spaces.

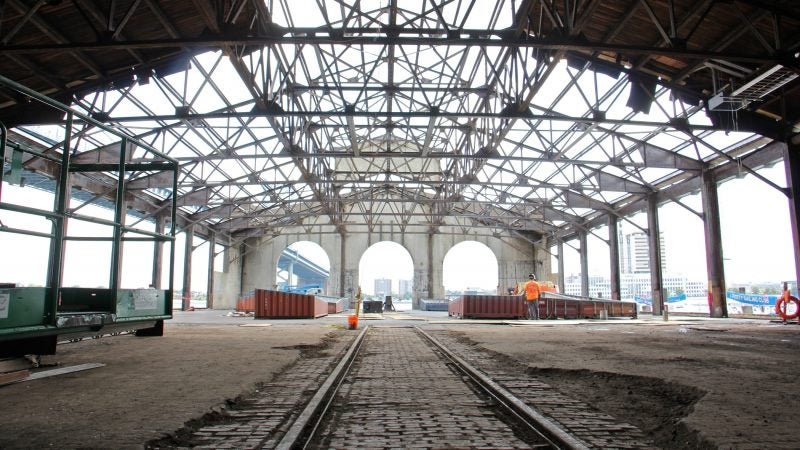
xmin=0 ymin=75 xmax=178 ymax=357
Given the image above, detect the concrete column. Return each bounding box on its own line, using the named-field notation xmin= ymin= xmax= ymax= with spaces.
xmin=784 ymin=140 xmax=800 ymax=293
xmin=152 ymin=215 xmax=165 ymax=289
xmin=182 ymin=225 xmax=194 ymax=311
xmin=557 ymin=240 xmax=565 ymax=293
xmin=647 ymin=194 xmax=665 ymax=315
xmin=608 ymin=214 xmax=621 ymax=300
xmin=206 ymin=232 xmax=215 ymax=309
xmin=701 ymin=171 xmax=727 ymax=317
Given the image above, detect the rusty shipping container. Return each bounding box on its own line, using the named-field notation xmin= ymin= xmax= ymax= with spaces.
xmin=236 ymin=291 xmax=255 ymax=313
xmin=539 ymin=294 xmax=637 ymax=319
xmin=254 ymin=289 xmax=328 ymax=319
xmin=327 ymin=298 xmax=346 ymax=314
xmin=449 ymin=295 xmax=526 ymax=319
xmin=448 ymin=297 xmax=461 ymax=317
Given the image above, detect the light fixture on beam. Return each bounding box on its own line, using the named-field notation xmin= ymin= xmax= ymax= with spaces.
xmin=708 ymin=64 xmax=798 ymax=112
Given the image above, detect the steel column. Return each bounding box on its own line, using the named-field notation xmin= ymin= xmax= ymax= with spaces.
xmin=45 ymin=113 xmax=72 ymax=325
xmin=608 ymin=214 xmax=622 ymax=300
xmin=701 ymin=170 xmax=727 ymax=317
xmin=339 ymin=230 xmax=346 ymax=297
xmin=427 ymin=231 xmax=434 ymax=301
xmin=206 ymin=231 xmax=215 ymax=309
xmin=579 ymin=231 xmax=589 ymax=298
xmin=0 ymin=122 xmax=6 ymax=200
xmin=152 ymin=215 xmax=165 ymax=288
xmin=647 ymin=194 xmax=665 ymax=315
xmin=557 ymin=240 xmax=565 ymax=294
xmin=182 ymin=224 xmax=194 ymax=311
xmin=109 ymin=137 xmax=127 ymax=292
xmin=784 ymin=140 xmax=800 ymax=293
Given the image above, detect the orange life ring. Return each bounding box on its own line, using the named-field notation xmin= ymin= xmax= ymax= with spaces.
xmin=775 ymin=295 xmax=800 ymax=320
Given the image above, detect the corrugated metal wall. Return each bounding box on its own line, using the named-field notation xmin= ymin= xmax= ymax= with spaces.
xmin=254 ymin=290 xmax=328 ymax=319
xmin=448 ymin=295 xmax=638 ymax=319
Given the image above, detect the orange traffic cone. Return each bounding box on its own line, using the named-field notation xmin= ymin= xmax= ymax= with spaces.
xmin=347 ymin=314 xmax=359 ymax=330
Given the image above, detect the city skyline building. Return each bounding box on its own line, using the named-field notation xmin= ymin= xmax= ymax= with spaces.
xmin=374 ymin=278 xmax=392 ymax=297
xmin=620 ymin=230 xmax=667 ymax=274
xmin=564 ymin=273 xmax=706 ymax=300
xmin=398 ymin=279 xmax=412 ymax=298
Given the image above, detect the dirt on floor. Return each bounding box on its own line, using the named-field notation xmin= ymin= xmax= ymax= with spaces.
xmin=1 ymin=315 xmax=798 ymax=449
xmin=445 ymin=319 xmax=800 ymax=449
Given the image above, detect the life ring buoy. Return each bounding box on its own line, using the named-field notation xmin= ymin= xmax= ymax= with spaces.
xmin=775 ymin=295 xmax=800 ymax=320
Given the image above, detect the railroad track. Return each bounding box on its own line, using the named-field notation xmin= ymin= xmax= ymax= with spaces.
xmin=150 ymin=326 xmax=654 ymax=449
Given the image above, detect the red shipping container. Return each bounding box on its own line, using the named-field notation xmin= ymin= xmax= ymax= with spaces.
xmin=448 ymin=297 xmax=461 ymax=317
xmin=452 ymin=295 xmax=525 ymax=319
xmin=254 ymin=289 xmax=328 ymax=319
xmin=236 ymin=295 xmax=255 ymax=313
xmin=327 ymin=299 xmax=345 ymax=314
xmin=539 ymin=296 xmax=637 ymax=319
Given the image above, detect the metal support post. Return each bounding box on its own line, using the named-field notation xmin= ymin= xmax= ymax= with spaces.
xmin=557 ymin=240 xmax=565 ymax=294
xmin=46 ymin=113 xmax=73 ymax=325
xmin=784 ymin=140 xmax=800 ymax=295
xmin=168 ymin=168 xmax=178 ymax=302
xmin=427 ymin=231 xmax=435 ymax=301
xmin=647 ymin=194 xmax=665 ymax=315
xmin=182 ymin=224 xmax=194 ymax=311
xmin=206 ymin=231 xmax=215 ymax=309
xmin=339 ymin=230 xmax=346 ymax=297
xmin=152 ymin=215 xmax=165 ymax=288
xmin=701 ymin=171 xmax=727 ymax=317
xmin=109 ymin=137 xmax=127 ymax=292
xmin=608 ymin=214 xmax=621 ymax=300
xmin=0 ymin=122 xmax=6 ymax=201
xmin=579 ymin=231 xmax=589 ymax=298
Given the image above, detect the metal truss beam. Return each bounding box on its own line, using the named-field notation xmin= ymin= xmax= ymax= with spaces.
xmin=0 ymin=34 xmax=788 ymax=65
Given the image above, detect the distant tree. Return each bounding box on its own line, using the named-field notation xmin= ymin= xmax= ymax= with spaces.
xmin=673 ymin=288 xmax=685 ymax=296
xmin=765 ymin=287 xmax=780 ymax=295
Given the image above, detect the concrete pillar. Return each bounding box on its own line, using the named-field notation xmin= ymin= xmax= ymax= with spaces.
xmin=701 ymin=171 xmax=727 ymax=317
xmin=608 ymin=214 xmax=621 ymax=300
xmin=182 ymin=225 xmax=194 ymax=311
xmin=557 ymin=240 xmax=565 ymax=293
xmin=579 ymin=231 xmax=589 ymax=297
xmin=152 ymin=215 xmax=165 ymax=289
xmin=647 ymin=194 xmax=665 ymax=315
xmin=206 ymin=232 xmax=215 ymax=309
xmin=538 ymin=236 xmax=553 ymax=283
xmin=784 ymin=140 xmax=800 ymax=293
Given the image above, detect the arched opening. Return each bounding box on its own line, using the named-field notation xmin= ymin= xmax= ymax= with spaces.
xmin=443 ymin=241 xmax=498 ymax=298
xmin=358 ymin=241 xmax=413 ymax=310
xmin=276 ymin=241 xmax=331 ymax=295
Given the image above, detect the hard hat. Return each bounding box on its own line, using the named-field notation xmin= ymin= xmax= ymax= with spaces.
xmin=528 ymin=273 xmax=535 ymax=279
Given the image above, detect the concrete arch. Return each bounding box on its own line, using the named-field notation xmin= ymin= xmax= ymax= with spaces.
xmin=357 ymin=241 xmax=415 ymax=298
xmin=434 ymin=232 xmax=543 ymax=296
xmin=240 ymin=231 xmax=340 ymax=296
xmin=275 ymin=241 xmax=331 ymax=293
xmin=233 ymin=226 xmax=547 ymax=309
xmin=442 ymin=240 xmax=499 ymax=293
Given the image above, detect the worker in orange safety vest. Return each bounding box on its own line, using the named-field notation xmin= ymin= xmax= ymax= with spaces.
xmin=523 ymin=273 xmax=541 ymax=320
